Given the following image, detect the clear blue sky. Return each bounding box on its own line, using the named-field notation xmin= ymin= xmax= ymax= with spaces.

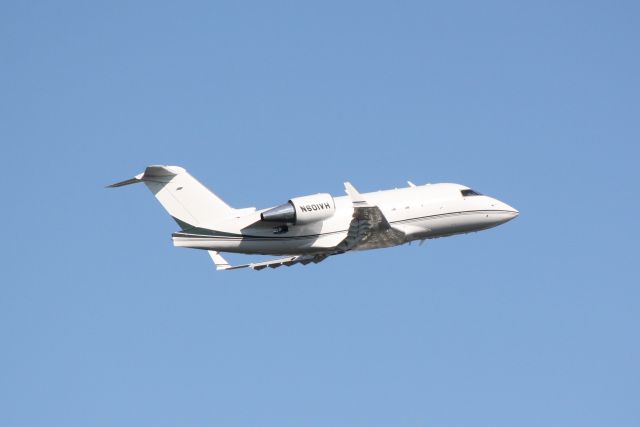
xmin=2 ymin=1 xmax=639 ymax=426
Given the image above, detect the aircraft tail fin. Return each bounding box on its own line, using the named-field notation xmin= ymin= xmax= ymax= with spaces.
xmin=108 ymin=165 xmax=235 ymax=227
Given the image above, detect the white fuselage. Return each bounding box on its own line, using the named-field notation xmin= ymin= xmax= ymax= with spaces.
xmin=172 ymin=183 xmax=519 ymax=256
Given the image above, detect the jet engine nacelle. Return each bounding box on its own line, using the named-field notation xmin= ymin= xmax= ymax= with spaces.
xmin=261 ymin=193 xmax=336 ymax=225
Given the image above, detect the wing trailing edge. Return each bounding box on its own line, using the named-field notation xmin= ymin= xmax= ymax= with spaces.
xmin=208 ymin=251 xmax=329 ymax=271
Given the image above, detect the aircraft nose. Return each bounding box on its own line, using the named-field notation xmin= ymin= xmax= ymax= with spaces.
xmin=504 ymin=203 xmax=519 ymax=217
xmin=489 ymin=198 xmax=519 ymax=222
xmin=502 ymin=203 xmax=520 ymax=222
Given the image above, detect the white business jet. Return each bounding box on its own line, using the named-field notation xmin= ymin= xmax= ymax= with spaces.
xmin=109 ymin=165 xmax=518 ymax=270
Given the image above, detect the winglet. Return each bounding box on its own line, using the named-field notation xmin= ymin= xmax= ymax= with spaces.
xmin=208 ymin=251 xmax=231 ymax=270
xmin=344 ymin=182 xmax=369 ymax=206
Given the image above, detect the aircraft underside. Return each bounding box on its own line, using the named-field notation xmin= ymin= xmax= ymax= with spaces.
xmin=172 ymin=209 xmax=517 ymax=256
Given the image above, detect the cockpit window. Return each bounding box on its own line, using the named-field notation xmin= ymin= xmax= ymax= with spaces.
xmin=461 ymin=189 xmax=482 ymax=197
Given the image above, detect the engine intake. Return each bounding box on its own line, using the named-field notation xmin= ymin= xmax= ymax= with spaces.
xmin=261 ymin=193 xmax=336 ymax=225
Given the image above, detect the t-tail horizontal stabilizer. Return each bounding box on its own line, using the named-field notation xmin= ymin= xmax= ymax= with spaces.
xmin=106 ymin=165 xmax=179 ymax=188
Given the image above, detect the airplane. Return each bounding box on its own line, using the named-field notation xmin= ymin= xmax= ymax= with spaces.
xmin=108 ymin=165 xmax=519 ymax=270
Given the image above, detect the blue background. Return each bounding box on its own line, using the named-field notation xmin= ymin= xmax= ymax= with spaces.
xmin=2 ymin=1 xmax=638 ymax=425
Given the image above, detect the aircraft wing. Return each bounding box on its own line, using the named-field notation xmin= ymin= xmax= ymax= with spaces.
xmin=338 ymin=182 xmax=406 ymax=251
xmin=208 ymin=251 xmax=329 ymax=271
xmin=206 ymin=181 xmax=404 ymax=271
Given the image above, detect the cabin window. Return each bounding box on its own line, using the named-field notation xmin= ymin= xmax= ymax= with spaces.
xmin=461 ymin=189 xmax=481 ymax=197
